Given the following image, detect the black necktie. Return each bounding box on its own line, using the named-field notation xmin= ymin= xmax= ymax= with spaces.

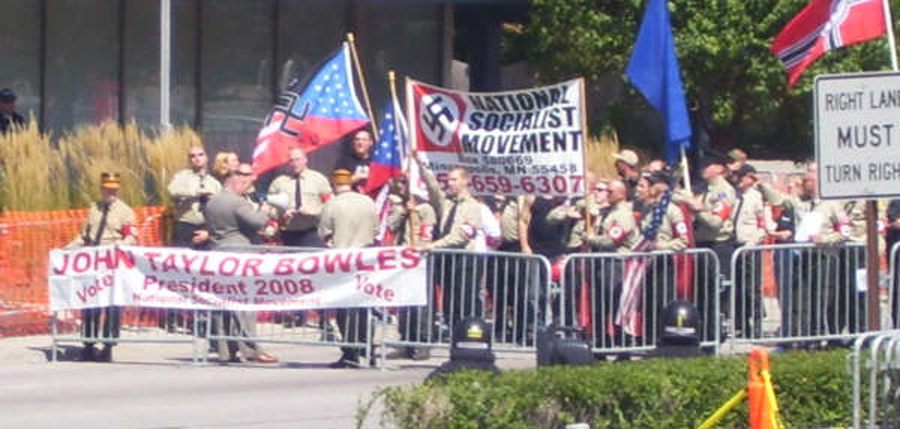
xmin=93 ymin=202 xmax=111 ymax=246
xmin=294 ymin=174 xmax=303 ymax=210
xmin=442 ymin=199 xmax=459 ymax=237
xmin=732 ymin=195 xmax=744 ymax=241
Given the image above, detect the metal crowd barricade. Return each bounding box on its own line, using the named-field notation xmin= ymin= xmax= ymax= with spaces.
xmin=730 ymin=242 xmax=881 ymax=349
xmin=379 ymin=249 xmax=552 ymax=358
xmin=890 ymin=242 xmax=900 ymax=331
xmin=851 ymin=330 xmax=900 ymax=428
xmin=559 ymin=249 xmax=722 ymax=356
xmin=200 ymin=245 xmax=375 ymax=365
xmin=51 ymin=308 xmax=203 ymax=363
xmin=49 ymin=210 xmax=193 ymax=363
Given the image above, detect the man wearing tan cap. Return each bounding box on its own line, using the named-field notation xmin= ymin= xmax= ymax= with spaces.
xmin=68 ymin=172 xmax=138 ymax=362
xmin=318 ymin=168 xmax=378 ymax=368
xmin=726 ymin=148 xmax=748 ymax=185
xmin=613 ymin=149 xmax=641 ymax=202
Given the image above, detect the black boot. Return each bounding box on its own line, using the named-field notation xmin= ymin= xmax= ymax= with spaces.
xmin=80 ymin=345 xmax=97 ymax=362
xmin=96 ymin=345 xmax=113 ymax=362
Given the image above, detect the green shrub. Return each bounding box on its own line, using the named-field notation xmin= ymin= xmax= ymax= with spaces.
xmin=373 ymin=350 xmax=851 ymax=429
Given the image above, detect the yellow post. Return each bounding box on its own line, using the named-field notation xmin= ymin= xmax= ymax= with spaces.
xmin=696 ymin=389 xmax=747 ymax=429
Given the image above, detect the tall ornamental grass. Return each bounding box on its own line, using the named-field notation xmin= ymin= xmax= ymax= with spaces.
xmin=0 ymin=120 xmax=198 ymax=211
xmin=585 ymin=125 xmax=620 ymax=181
xmin=0 ymin=121 xmax=69 ymax=210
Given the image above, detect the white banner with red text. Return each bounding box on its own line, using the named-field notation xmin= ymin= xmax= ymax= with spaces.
xmin=408 ymin=78 xmax=586 ymax=197
xmin=48 ymin=245 xmax=427 ymax=311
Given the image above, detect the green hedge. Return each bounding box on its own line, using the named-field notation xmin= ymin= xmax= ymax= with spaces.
xmin=372 ymin=350 xmax=851 ymax=429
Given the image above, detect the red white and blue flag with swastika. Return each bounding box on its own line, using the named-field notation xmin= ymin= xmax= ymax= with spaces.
xmin=771 ymin=0 xmax=887 ymax=87
xmin=252 ymin=42 xmax=371 ymax=175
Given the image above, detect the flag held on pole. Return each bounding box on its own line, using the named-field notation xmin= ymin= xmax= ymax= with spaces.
xmin=771 ymin=0 xmax=888 ymax=87
xmin=252 ymin=42 xmax=371 ymax=175
xmin=365 ymin=98 xmax=406 ymax=194
xmin=626 ymin=0 xmax=693 ymax=164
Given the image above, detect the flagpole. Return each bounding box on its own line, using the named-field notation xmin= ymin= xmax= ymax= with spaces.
xmin=388 ymin=71 xmax=418 ymax=247
xmin=680 ymin=145 xmax=693 ymax=196
xmin=577 ymin=78 xmax=593 ymax=250
xmin=883 ymin=0 xmax=899 ymax=71
xmin=346 ymin=33 xmax=379 ymax=137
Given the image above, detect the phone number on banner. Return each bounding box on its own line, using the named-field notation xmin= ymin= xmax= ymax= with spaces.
xmin=437 ymin=172 xmax=583 ymax=195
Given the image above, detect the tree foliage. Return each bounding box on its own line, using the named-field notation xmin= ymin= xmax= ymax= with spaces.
xmin=508 ymin=0 xmax=900 ymax=157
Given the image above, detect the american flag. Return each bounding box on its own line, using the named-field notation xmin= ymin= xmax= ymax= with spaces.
xmin=616 ymin=186 xmax=673 ymax=337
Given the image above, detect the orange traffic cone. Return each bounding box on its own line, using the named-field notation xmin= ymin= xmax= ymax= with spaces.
xmin=748 ymin=348 xmax=780 ymax=429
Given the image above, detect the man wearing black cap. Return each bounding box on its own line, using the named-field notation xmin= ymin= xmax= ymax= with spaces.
xmin=679 ymin=152 xmax=736 ymax=343
xmin=730 ymin=164 xmax=766 ymax=338
xmin=0 ymin=88 xmax=25 ymax=134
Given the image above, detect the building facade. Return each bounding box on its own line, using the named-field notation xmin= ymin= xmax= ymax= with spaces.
xmin=1 ymin=0 xmax=525 ymax=158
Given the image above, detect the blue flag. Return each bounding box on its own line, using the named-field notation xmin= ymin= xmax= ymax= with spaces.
xmin=626 ymin=0 xmax=692 ymax=164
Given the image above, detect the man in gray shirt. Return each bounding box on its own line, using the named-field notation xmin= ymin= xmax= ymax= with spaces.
xmin=203 ymin=163 xmax=277 ymax=364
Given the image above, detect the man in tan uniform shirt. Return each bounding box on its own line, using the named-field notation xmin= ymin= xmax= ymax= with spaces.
xmin=318 ymin=169 xmax=378 ymax=368
xmin=730 ymin=165 xmax=766 ymax=337
xmin=679 ymin=154 xmax=737 ymax=342
xmin=68 ymin=172 xmax=137 ymax=362
xmin=584 ymin=180 xmax=640 ymax=348
xmin=267 ymin=147 xmax=332 ymax=247
xmin=413 ymin=155 xmax=483 ymax=330
xmin=385 ymin=175 xmax=436 ymax=359
xmin=757 ymin=166 xmax=851 ymax=339
xmin=167 ymin=145 xmax=221 ymax=249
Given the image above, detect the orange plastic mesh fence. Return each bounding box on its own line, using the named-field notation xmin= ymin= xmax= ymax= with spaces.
xmin=0 ymin=206 xmax=168 ymax=309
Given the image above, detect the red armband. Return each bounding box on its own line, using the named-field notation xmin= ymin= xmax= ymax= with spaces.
xmin=607 ymin=222 xmax=626 ymax=244
xmin=419 ymin=224 xmax=434 ymax=241
xmin=673 ymin=221 xmax=689 ymax=238
xmin=713 ymin=201 xmax=732 ymax=221
xmin=835 ymin=220 xmax=851 ymax=239
xmin=121 ymin=223 xmax=138 ymax=239
xmin=459 ymin=223 xmax=476 ymax=239
xmin=320 ymin=192 xmax=333 ymax=203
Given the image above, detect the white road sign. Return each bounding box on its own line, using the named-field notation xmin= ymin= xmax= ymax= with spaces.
xmin=814 ymin=71 xmax=900 ymax=200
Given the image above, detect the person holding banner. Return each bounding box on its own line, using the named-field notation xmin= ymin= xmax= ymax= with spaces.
xmin=318 ymin=168 xmax=378 ymax=368
xmin=267 ymin=147 xmax=333 ymax=248
xmin=203 ymin=164 xmax=278 ymax=364
xmin=67 ymin=172 xmax=138 ymax=362
xmin=413 ymin=155 xmax=483 ymax=330
xmin=386 ymin=175 xmax=436 ymax=360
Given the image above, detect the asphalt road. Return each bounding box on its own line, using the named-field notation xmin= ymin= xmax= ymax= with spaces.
xmin=0 ymin=335 xmax=534 ymax=429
